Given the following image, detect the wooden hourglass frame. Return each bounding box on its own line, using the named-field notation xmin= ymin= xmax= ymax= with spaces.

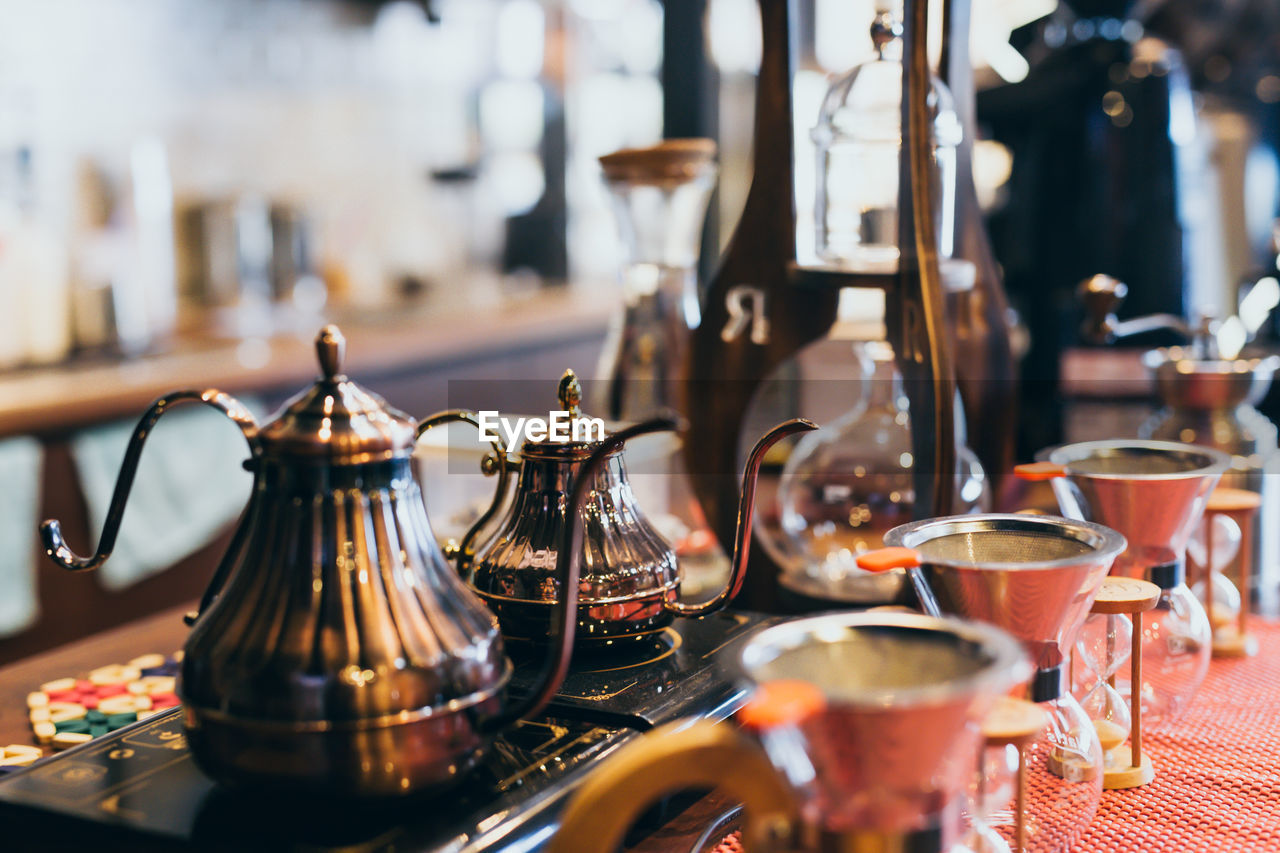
xmin=980 ymin=697 xmax=1046 ymax=853
xmin=1199 ymin=487 xmax=1262 ymax=658
xmin=1087 ymin=576 xmax=1161 ymax=789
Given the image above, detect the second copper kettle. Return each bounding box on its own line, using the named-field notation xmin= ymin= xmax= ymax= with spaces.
xmin=421 ymin=370 xmax=815 ymax=645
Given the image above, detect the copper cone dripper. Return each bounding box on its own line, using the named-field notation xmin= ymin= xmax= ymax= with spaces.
xmin=882 ymin=514 xmax=1126 ymax=673
xmin=1038 ymin=440 xmax=1228 ymax=578
xmin=736 ymin=612 xmax=1030 ymax=841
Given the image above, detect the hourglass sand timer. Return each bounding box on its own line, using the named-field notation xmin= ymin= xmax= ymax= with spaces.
xmin=1200 ymin=487 xmax=1262 ymax=657
xmin=968 ymin=697 xmax=1047 ymax=853
xmin=1079 ymin=576 xmax=1160 ymax=789
xmin=1188 ymin=512 xmax=1242 ymax=635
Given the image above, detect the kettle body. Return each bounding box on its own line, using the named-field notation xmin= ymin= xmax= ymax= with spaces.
xmin=423 ymin=370 xmax=816 ymax=647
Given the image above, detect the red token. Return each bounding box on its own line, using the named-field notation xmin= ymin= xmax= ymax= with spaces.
xmin=45 ymin=690 xmax=79 ymax=704
xmin=75 ymin=680 xmax=95 ymax=693
xmin=150 ymin=693 xmax=180 ymax=708
xmin=95 ymin=684 xmax=127 ymax=698
xmin=80 ymin=695 xmax=99 ymax=709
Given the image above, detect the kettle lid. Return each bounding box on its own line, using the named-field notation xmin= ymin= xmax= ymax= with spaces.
xmin=518 ymin=369 xmax=610 ymax=460
xmin=256 ymin=325 xmax=417 ymax=462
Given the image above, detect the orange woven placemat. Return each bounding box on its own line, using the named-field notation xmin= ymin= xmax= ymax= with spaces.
xmin=716 ymin=619 xmax=1280 ymax=852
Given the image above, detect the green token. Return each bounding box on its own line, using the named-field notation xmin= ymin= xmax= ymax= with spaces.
xmin=89 ymin=723 xmax=109 ymax=738
xmin=105 ymin=712 xmax=137 ymax=730
xmin=85 ymin=710 xmax=106 ymax=725
xmin=54 ymin=719 xmax=91 ymax=734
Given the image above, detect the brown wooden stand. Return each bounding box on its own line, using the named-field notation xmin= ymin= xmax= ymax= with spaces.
xmin=684 ymin=0 xmax=988 ymax=608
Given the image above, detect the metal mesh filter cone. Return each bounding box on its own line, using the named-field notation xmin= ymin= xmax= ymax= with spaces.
xmin=734 ymin=613 xmax=1029 ymax=839
xmin=748 ymin=624 xmax=997 ymax=699
xmin=1061 ymin=446 xmax=1220 ymax=477
xmin=915 ymin=529 xmax=1094 ymax=565
xmin=1040 ymin=441 xmax=1229 ymax=577
xmin=883 ymin=515 xmax=1127 ymax=671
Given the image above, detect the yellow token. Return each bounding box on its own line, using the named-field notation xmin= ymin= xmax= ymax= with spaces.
xmin=137 ymin=676 xmax=175 ymax=696
xmin=52 ymin=732 xmax=92 ymax=751
xmin=40 ymin=678 xmax=76 ymax=694
xmin=89 ymin=665 xmax=142 ymax=687
xmin=26 ymin=692 xmax=48 ymax=709
xmin=0 ymin=745 xmax=42 ymax=767
xmin=173 ymin=650 xmax=184 ymax=663
xmin=48 ymin=702 xmax=87 ymax=723
xmin=128 ymin=654 xmax=167 ymax=671
xmin=29 ymin=707 xmax=51 ymax=724
xmin=133 ymin=695 xmax=153 ymax=711
xmin=98 ymin=695 xmax=141 ymax=715
xmin=33 ymin=721 xmax=56 ymax=744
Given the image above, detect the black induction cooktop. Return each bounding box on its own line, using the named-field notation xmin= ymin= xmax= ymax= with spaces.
xmin=0 ymin=610 xmax=773 ymax=852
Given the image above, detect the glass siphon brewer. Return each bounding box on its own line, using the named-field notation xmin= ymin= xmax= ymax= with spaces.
xmin=811 ymin=0 xmax=962 ymax=270
xmin=773 ymin=276 xmax=987 ymax=605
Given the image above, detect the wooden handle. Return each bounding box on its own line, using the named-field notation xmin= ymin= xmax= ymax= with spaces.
xmin=549 ymin=720 xmax=795 ymax=853
xmin=856 ymin=547 xmax=923 ymax=573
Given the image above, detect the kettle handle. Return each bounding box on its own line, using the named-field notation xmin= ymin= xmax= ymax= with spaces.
xmin=548 ymin=719 xmax=795 ymax=853
xmin=481 ymin=416 xmax=679 ymax=734
xmin=414 ymin=410 xmax=514 ymax=568
xmin=665 ymin=417 xmax=818 ymax=617
xmin=40 ymin=389 xmax=259 ymax=573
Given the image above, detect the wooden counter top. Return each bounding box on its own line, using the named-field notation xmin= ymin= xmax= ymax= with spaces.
xmin=0 ymin=285 xmax=614 ymax=438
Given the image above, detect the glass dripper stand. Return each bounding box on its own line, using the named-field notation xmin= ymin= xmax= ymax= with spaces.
xmin=1197 ymin=487 xmax=1263 ymax=657
xmin=1079 ymin=576 xmax=1161 ymax=789
xmin=859 ymin=514 xmax=1127 ymax=853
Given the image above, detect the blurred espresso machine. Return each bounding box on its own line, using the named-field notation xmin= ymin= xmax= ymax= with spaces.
xmin=979 ymin=0 xmax=1210 ymax=458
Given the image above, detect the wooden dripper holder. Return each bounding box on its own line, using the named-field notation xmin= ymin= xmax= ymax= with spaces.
xmin=1090 ymin=576 xmax=1160 ymax=789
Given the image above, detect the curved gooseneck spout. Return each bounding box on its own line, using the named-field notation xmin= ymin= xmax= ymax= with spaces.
xmin=39 ymin=390 xmax=260 ymax=574
xmin=481 ymin=415 xmax=683 ymax=733
xmin=667 ymin=416 xmax=818 ymax=617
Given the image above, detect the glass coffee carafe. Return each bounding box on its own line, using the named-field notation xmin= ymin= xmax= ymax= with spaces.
xmin=594 ymin=139 xmax=729 ymax=595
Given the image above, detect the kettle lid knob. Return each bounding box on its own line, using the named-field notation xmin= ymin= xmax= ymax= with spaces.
xmin=558 ymin=369 xmax=582 ymax=418
xmin=317 ymin=325 xmax=346 ymax=380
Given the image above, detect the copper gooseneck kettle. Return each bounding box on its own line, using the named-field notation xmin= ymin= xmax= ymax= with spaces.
xmin=422 ymin=370 xmax=816 ymax=645
xmin=39 ymin=326 xmax=620 ymax=797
